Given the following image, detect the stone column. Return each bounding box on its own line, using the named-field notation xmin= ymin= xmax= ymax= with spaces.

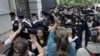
xmin=0 ymin=0 xmax=12 ymax=41
xmin=8 ymin=0 xmax=16 ymax=12
xmin=37 ymin=0 xmax=42 ymax=20
xmin=56 ymin=0 xmax=60 ymax=5
xmin=28 ymin=0 xmax=42 ymax=20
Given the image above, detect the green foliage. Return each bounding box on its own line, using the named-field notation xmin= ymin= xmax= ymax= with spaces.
xmin=56 ymin=0 xmax=100 ymax=6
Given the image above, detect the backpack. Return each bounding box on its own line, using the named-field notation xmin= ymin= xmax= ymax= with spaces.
xmin=85 ymin=48 xmax=100 ymax=56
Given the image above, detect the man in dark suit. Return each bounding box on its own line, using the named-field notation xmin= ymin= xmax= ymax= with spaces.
xmin=18 ymin=15 xmax=35 ymax=39
xmin=31 ymin=13 xmax=39 ymax=29
xmin=10 ymin=12 xmax=19 ymax=32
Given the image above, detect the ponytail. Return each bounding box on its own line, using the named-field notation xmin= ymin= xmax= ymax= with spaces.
xmin=56 ymin=27 xmax=69 ymax=56
xmin=60 ymin=38 xmax=68 ymax=51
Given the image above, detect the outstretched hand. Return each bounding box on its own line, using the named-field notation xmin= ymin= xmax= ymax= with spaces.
xmin=30 ymin=34 xmax=37 ymax=43
xmin=16 ymin=22 xmax=23 ymax=34
xmin=18 ymin=23 xmax=22 ymax=30
xmin=50 ymin=17 xmax=59 ymax=32
xmin=95 ymin=26 xmax=100 ymax=30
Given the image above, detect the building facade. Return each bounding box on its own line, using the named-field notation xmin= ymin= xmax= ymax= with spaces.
xmin=0 ymin=0 xmax=12 ymax=41
xmin=0 ymin=0 xmax=56 ymax=41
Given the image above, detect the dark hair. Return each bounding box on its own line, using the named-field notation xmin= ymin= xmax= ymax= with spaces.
xmin=13 ymin=38 xmax=29 ymax=56
xmin=10 ymin=12 xmax=15 ymax=17
xmin=10 ymin=12 xmax=16 ymax=20
xmin=87 ymin=15 xmax=95 ymax=22
xmin=18 ymin=16 xmax=24 ymax=19
xmin=41 ymin=11 xmax=48 ymax=17
xmin=55 ymin=15 xmax=64 ymax=26
xmin=36 ymin=27 xmax=48 ymax=47
xmin=36 ymin=27 xmax=45 ymax=37
xmin=31 ymin=13 xmax=38 ymax=20
xmin=72 ymin=15 xmax=81 ymax=22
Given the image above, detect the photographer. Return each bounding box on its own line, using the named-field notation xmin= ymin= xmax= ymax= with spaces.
xmin=76 ymin=27 xmax=100 ymax=56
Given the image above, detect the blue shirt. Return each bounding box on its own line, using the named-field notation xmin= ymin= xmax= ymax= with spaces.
xmin=47 ymin=32 xmax=76 ymax=56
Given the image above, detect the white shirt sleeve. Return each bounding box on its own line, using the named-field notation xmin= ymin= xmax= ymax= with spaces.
xmin=68 ymin=36 xmax=78 ymax=43
xmin=28 ymin=51 xmax=34 ymax=56
xmin=4 ymin=38 xmax=11 ymax=46
xmin=68 ymin=37 xmax=73 ymax=43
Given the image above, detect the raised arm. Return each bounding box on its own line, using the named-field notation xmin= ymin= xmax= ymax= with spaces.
xmin=4 ymin=23 xmax=22 ymax=45
xmin=30 ymin=34 xmax=45 ymax=56
xmin=68 ymin=36 xmax=78 ymax=43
